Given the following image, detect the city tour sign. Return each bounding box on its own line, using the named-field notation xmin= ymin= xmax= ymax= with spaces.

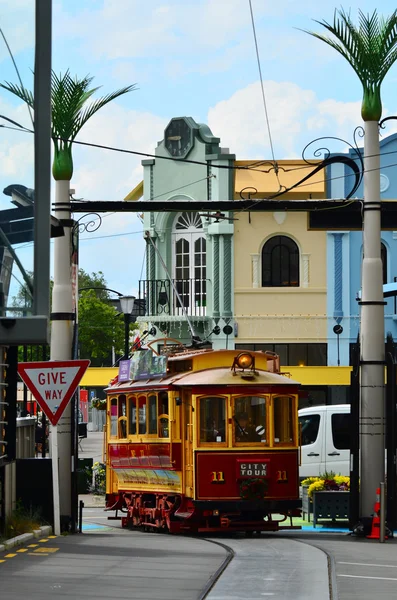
xmin=17 ymin=359 xmax=90 ymax=425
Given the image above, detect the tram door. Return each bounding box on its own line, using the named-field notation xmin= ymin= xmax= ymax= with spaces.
xmin=183 ymin=390 xmax=194 ymax=498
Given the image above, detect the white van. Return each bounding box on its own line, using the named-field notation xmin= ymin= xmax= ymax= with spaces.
xmin=298 ymin=404 xmax=350 ymax=479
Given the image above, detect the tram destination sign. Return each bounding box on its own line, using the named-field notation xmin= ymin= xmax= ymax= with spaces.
xmin=119 ymin=350 xmax=167 ymax=381
xmin=18 ymin=359 xmax=90 ymax=425
xmin=237 ymin=460 xmax=269 ymax=478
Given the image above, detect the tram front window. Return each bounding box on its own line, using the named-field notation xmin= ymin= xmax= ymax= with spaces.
xmin=233 ymin=396 xmax=267 ymax=444
xmin=199 ymin=396 xmax=226 ymax=443
xmin=273 ymin=395 xmax=294 ymax=444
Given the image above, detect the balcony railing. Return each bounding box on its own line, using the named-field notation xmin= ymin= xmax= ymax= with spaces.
xmin=138 ymin=279 xmax=209 ymax=318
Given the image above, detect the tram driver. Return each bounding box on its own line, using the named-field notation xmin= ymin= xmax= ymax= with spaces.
xmin=235 ymin=412 xmax=264 ymax=442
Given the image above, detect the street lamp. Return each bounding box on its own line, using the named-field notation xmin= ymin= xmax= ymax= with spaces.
xmin=119 ymin=295 xmax=135 ymax=359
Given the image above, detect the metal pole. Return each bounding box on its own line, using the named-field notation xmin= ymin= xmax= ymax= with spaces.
xmin=22 ymin=345 xmax=28 ymax=415
xmin=124 ymin=314 xmax=129 ymax=360
xmin=78 ymin=500 xmax=84 ymax=533
xmin=33 ymin=0 xmax=52 ymax=320
xmin=337 ymin=335 xmax=340 ymax=366
xmin=359 ymin=120 xmax=385 ymax=526
xmin=380 ymin=481 xmax=386 ymax=542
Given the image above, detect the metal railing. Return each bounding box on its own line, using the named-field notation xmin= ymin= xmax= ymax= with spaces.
xmin=138 ymin=279 xmax=209 ymax=318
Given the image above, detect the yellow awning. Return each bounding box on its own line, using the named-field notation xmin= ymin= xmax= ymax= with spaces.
xmin=234 ymin=160 xmax=326 ymax=200
xmin=80 ymin=365 xmax=352 ymax=388
xmin=124 ymin=180 xmax=143 ymax=202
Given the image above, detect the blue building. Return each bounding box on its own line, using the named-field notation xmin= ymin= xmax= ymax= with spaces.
xmin=327 ymin=132 xmax=397 ymax=367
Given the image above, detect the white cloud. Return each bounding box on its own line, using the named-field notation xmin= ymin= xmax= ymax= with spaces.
xmin=208 ymin=80 xmax=361 ymax=159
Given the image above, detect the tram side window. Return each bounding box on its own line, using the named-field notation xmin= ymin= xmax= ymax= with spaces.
xmin=129 ymin=396 xmax=137 ymax=435
xmin=110 ymin=398 xmax=118 ymax=437
xmin=118 ymin=394 xmax=127 ymax=438
xmin=273 ymin=396 xmax=294 ymax=444
xmin=158 ymin=391 xmax=169 ymax=438
xmin=199 ymin=397 xmax=226 ymax=443
xmin=148 ymin=395 xmax=157 ymax=434
xmin=138 ymin=395 xmax=147 ymax=434
xmin=233 ymin=396 xmax=267 ymax=444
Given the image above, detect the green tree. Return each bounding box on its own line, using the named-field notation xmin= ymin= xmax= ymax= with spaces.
xmin=78 ymin=289 xmax=124 ymax=366
xmin=304 ymin=8 xmax=397 ymax=522
xmin=78 ymin=269 xmax=110 ymax=301
xmin=12 ymin=269 xmax=135 ymax=366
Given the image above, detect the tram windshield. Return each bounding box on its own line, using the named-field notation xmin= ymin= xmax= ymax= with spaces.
xmin=233 ymin=396 xmax=267 ymax=444
xmin=199 ymin=396 xmax=226 ymax=443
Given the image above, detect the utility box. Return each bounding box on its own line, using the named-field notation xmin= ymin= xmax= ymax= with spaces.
xmin=16 ymin=458 xmax=53 ymax=526
xmin=77 ymin=458 xmax=93 ymax=494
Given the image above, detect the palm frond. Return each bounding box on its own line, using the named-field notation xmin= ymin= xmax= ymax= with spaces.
xmin=71 ymin=85 xmax=137 ymax=139
xmin=0 ymin=81 xmax=34 ymax=107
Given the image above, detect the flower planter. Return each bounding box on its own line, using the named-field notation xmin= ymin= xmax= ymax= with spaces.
xmin=312 ymin=491 xmax=349 ymax=528
xmin=301 ymin=486 xmax=313 ymax=522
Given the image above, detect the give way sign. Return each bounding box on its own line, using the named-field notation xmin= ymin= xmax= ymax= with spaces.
xmin=18 ymin=360 xmax=90 ymax=426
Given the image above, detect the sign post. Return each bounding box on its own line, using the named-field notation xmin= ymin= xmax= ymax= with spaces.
xmin=18 ymin=359 xmax=90 ymax=535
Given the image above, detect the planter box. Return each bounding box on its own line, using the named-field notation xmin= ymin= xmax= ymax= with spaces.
xmin=302 ymin=486 xmax=313 ymax=522
xmin=312 ymin=491 xmax=349 ymax=528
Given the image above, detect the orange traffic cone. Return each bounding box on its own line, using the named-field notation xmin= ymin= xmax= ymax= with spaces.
xmin=367 ymin=487 xmax=388 ymax=540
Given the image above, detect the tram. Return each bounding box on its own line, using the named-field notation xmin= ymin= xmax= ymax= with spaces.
xmin=104 ymin=342 xmax=302 ymax=533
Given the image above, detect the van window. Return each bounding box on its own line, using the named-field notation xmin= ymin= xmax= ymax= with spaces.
xmin=299 ymin=414 xmax=320 ymax=445
xmin=332 ymin=413 xmax=350 ymax=449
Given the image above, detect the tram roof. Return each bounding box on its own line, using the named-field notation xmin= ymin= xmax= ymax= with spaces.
xmin=106 ymin=367 xmax=300 ymax=393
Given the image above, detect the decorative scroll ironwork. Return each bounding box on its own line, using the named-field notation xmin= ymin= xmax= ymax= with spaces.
xmin=379 ymin=116 xmax=397 ymax=131
xmin=238 ymin=134 xmax=364 ymax=203
xmin=239 ymin=187 xmax=258 ymax=200
xmin=72 ymin=213 xmax=102 ymax=235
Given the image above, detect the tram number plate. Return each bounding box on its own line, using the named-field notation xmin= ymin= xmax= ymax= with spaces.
xmin=238 ymin=462 xmax=268 ymax=478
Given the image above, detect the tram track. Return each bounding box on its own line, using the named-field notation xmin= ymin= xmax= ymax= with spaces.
xmin=83 ymin=511 xmax=334 ymax=600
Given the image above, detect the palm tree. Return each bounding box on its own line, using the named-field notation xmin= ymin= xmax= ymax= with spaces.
xmin=0 ymin=71 xmax=135 ymax=527
xmin=305 ymin=9 xmax=397 ymax=524
xmin=1 ymin=71 xmax=135 ymax=180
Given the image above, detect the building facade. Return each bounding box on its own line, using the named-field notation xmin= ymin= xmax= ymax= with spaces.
xmin=120 ymin=119 xmax=397 ymax=407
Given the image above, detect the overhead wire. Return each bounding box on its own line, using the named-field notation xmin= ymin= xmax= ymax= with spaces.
xmin=248 ymin=0 xmax=280 ymax=186
xmin=3 ymin=118 xmax=397 ymax=174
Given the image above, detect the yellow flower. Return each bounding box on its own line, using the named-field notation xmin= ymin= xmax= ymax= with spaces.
xmin=308 ymin=480 xmax=325 ymax=498
xmin=301 ymin=476 xmax=319 ymax=487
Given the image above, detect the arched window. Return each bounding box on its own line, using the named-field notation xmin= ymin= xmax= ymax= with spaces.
xmin=261 ymin=236 xmax=299 ymax=287
xmin=172 ymin=212 xmax=206 ymax=314
xmin=381 ymin=243 xmax=387 ymax=284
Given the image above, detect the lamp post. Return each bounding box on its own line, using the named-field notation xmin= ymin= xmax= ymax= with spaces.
xmin=333 ymin=324 xmax=343 ymax=367
xmin=119 ymin=295 xmax=136 ymax=359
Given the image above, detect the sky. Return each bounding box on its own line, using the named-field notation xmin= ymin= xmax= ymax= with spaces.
xmin=1 ymin=0 xmax=397 ymax=305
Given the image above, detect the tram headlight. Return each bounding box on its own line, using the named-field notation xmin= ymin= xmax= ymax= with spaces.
xmin=236 ymin=352 xmax=254 ymax=369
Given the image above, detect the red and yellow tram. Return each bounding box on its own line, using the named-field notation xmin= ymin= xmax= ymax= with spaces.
xmin=105 ymin=344 xmax=302 ymax=533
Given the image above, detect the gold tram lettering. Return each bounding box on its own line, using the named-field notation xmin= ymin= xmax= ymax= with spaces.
xmin=276 ymin=470 xmax=288 ymax=482
xmin=210 ymin=471 xmax=225 ymax=483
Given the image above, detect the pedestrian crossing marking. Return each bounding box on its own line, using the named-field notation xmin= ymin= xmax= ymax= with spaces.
xmin=48 ymin=535 xmax=57 ymax=539
xmin=28 ymin=544 xmax=38 ymax=548
xmin=33 ymin=547 xmax=59 ymax=554
xmin=0 ymin=560 xmax=5 ymax=563
xmin=5 ymin=553 xmax=16 ymax=558
xmin=17 ymin=549 xmax=28 ymax=553
xmin=39 ymin=538 xmax=49 ymax=542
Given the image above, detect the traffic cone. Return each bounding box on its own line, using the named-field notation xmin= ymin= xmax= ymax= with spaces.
xmin=367 ymin=487 xmax=387 ymax=540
